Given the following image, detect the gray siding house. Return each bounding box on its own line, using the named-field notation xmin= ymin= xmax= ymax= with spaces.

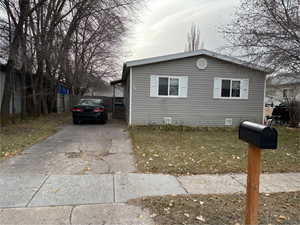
xmin=119 ymin=50 xmax=269 ymax=126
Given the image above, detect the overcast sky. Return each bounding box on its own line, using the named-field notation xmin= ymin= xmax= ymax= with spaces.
xmin=123 ymin=0 xmax=240 ymax=61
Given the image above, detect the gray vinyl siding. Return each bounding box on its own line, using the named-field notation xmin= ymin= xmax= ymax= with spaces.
xmin=130 ymin=55 xmax=266 ymax=126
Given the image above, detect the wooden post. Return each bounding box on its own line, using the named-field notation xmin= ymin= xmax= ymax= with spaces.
xmin=245 ymin=144 xmax=262 ymax=225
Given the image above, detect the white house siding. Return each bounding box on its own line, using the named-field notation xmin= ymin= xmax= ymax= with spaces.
xmin=267 ymin=84 xmax=300 ymax=105
xmin=86 ymin=83 xmax=124 ymax=97
xmin=130 ymin=55 xmax=266 ymax=126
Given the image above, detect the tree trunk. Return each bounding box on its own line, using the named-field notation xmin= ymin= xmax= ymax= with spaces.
xmin=42 ymin=95 xmax=48 ymax=114
xmin=0 ymin=61 xmax=13 ymax=125
xmin=20 ymin=68 xmax=27 ymax=119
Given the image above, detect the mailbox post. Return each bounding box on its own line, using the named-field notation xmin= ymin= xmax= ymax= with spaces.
xmin=239 ymin=121 xmax=277 ymax=225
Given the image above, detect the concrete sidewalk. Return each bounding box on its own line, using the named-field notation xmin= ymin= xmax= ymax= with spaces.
xmin=1 ymin=172 xmax=299 ymax=225
xmin=1 ymin=172 xmax=299 ymax=208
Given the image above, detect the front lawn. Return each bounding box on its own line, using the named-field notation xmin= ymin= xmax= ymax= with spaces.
xmin=130 ymin=126 xmax=300 ymax=175
xmin=129 ymin=192 xmax=300 ymax=225
xmin=0 ymin=113 xmax=71 ymax=159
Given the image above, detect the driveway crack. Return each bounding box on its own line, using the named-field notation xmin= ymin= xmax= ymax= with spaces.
xmin=100 ymin=157 xmax=111 ymax=173
xmin=113 ymin=174 xmax=116 ymax=203
xmin=69 ymin=205 xmax=75 ymax=225
xmin=25 ymin=175 xmax=50 ymax=207
xmin=175 ymin=176 xmax=189 ymax=194
xmin=230 ymin=173 xmax=246 ymax=188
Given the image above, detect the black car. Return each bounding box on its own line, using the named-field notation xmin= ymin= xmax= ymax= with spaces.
xmin=272 ymin=103 xmax=290 ymax=124
xmin=72 ymin=98 xmax=108 ymax=124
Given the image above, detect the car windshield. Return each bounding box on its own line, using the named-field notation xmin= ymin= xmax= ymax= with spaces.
xmin=79 ymin=99 xmax=102 ymax=106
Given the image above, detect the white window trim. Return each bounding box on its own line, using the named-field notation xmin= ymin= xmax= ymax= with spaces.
xmin=217 ymin=78 xmax=243 ymax=100
xmin=157 ymin=75 xmax=181 ymax=98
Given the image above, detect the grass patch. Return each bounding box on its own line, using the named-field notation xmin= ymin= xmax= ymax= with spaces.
xmin=129 ymin=192 xmax=300 ymax=225
xmin=0 ymin=113 xmax=71 ymax=159
xmin=130 ymin=126 xmax=300 ymax=175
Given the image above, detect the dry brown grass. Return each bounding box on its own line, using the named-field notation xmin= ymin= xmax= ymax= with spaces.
xmin=130 ymin=126 xmax=300 ymax=175
xmin=129 ymin=192 xmax=300 ymax=225
xmin=0 ymin=113 xmax=71 ymax=159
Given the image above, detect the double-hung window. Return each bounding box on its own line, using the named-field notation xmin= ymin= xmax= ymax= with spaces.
xmin=150 ymin=75 xmax=188 ymax=98
xmin=158 ymin=77 xmax=179 ymax=96
xmin=221 ymin=79 xmax=241 ymax=98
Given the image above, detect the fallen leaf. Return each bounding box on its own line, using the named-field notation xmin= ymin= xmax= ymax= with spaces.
xmin=196 ymin=215 xmax=205 ymax=222
xmin=184 ymin=213 xmax=190 ymax=218
xmin=53 ymin=188 xmax=60 ymax=193
xmin=278 ymin=215 xmax=287 ymax=220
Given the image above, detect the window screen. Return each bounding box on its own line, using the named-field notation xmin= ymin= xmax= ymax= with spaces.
xmin=231 ymin=80 xmax=241 ymax=97
xmin=169 ymin=78 xmax=179 ymax=96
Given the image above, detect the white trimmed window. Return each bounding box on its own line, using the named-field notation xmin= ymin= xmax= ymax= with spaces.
xmin=283 ymin=89 xmax=288 ymax=98
xmin=150 ymin=75 xmax=188 ymax=98
xmin=213 ymin=78 xmax=249 ymax=99
xmin=283 ymin=88 xmax=294 ymax=98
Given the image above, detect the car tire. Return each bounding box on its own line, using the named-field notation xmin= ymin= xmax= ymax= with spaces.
xmin=99 ymin=118 xmax=106 ymax=125
xmin=73 ymin=118 xmax=80 ymax=125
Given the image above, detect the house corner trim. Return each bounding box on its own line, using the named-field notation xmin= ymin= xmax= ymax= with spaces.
xmin=129 ymin=67 xmax=133 ymax=125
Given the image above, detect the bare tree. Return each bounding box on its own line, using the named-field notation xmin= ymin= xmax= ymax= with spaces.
xmin=185 ymin=24 xmax=204 ymax=52
xmin=224 ymin=0 xmax=300 ymax=74
xmin=0 ymin=0 xmax=140 ymax=124
xmin=0 ymin=0 xmax=32 ymax=122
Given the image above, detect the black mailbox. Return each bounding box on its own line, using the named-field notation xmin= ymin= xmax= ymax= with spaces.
xmin=239 ymin=121 xmax=278 ymax=149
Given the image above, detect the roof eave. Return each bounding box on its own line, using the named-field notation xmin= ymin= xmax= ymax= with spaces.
xmin=125 ymin=49 xmax=272 ymax=74
xmin=121 ymin=63 xmax=130 ymax=81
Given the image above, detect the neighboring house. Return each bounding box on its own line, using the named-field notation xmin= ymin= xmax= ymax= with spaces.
xmin=83 ymin=80 xmax=124 ymax=116
xmin=117 ymin=49 xmax=270 ymax=126
xmin=266 ymin=73 xmax=300 ymax=106
xmin=85 ymin=80 xmax=124 ymax=98
xmin=57 ymin=85 xmax=71 ymax=113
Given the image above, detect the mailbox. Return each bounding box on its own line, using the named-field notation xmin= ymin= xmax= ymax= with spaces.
xmin=239 ymin=121 xmax=278 ymax=149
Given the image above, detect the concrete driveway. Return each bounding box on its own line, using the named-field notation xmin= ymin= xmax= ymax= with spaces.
xmin=0 ymin=121 xmax=157 ymax=225
xmin=0 ymin=121 xmax=136 ymax=175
